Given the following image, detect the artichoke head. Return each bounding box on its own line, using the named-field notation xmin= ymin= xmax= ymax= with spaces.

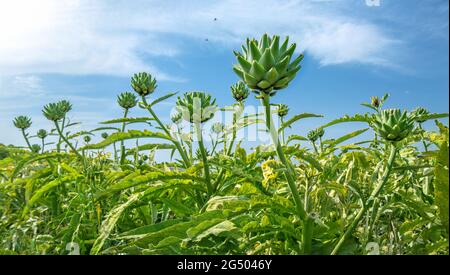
xmin=233 ymin=34 xmax=303 ymax=95
xmin=307 ymin=128 xmax=323 ymax=142
xmin=277 ymin=104 xmax=289 ymax=117
xmin=31 ymin=144 xmax=41 ymax=153
xmin=131 ymin=72 xmax=157 ymax=97
xmin=171 ymin=112 xmax=183 ymax=124
xmin=13 ymin=116 xmax=32 ymax=130
xmin=117 ymin=92 xmax=138 ymax=110
xmin=37 ymin=129 xmax=48 ymax=139
xmin=101 ymin=132 xmax=109 ymax=139
xmin=230 ymin=81 xmax=250 ymax=102
xmin=411 ymin=107 xmax=429 ymax=123
xmin=83 ymin=135 xmax=91 ymax=143
xmin=371 ymin=109 xmax=415 ymax=142
xmin=42 ymin=100 xmax=72 ymax=121
xmin=175 ymin=92 xmax=218 ymax=123
xmin=211 ymin=122 xmax=225 ymax=134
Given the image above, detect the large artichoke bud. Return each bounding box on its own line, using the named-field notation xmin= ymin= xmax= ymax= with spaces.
xmin=277 ymin=104 xmax=289 ymax=118
xmin=42 ymin=102 xmax=68 ymax=121
xmin=411 ymin=107 xmax=429 ymax=123
xmin=307 ymin=128 xmax=323 ymax=142
xmin=131 ymin=72 xmax=157 ymax=96
xmin=37 ymin=129 xmax=48 ymax=139
xmin=211 ymin=122 xmax=225 ymax=134
xmin=370 ymin=109 xmax=415 ymax=142
xmin=230 ymin=81 xmax=250 ymax=102
xmin=13 ymin=116 xmax=32 ymax=130
xmin=175 ymin=92 xmax=218 ymax=123
xmin=233 ymin=34 xmax=303 ymax=95
xmin=117 ymin=92 xmax=138 ymax=110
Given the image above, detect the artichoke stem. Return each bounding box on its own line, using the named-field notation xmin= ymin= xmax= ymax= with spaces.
xmin=41 ymin=138 xmax=45 ymax=154
xmin=260 ymin=93 xmax=310 ymax=253
xmin=119 ymin=108 xmax=129 ymax=165
xmin=195 ymin=122 xmax=213 ymax=196
xmin=21 ymin=129 xmax=33 ymax=151
xmin=331 ymin=144 xmax=397 ymax=255
xmin=54 ymin=121 xmax=83 ymax=160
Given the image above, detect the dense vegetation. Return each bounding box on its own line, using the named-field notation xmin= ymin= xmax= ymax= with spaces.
xmin=0 ymin=34 xmax=448 ymax=255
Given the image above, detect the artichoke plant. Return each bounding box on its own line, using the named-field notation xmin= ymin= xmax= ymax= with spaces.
xmin=13 ymin=116 xmax=32 ymax=130
xmin=175 ymin=92 xmax=218 ymax=124
xmin=230 ymin=81 xmax=250 ymax=102
xmin=37 ymin=129 xmax=48 ymax=139
xmin=42 ymin=101 xmax=70 ymax=121
xmin=233 ymin=34 xmax=303 ymax=95
xmin=171 ymin=112 xmax=183 ymax=125
xmin=117 ymin=92 xmax=138 ymax=110
xmin=412 ymin=107 xmax=429 ymax=123
xmin=277 ymin=104 xmax=289 ymax=118
xmin=131 ymin=72 xmax=157 ymax=97
xmin=371 ymin=109 xmax=415 ymax=142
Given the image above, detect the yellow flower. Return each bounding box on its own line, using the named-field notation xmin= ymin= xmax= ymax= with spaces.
xmin=261 ymin=159 xmax=279 ymax=188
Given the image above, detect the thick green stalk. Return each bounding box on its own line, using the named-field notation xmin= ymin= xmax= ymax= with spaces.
xmin=260 ymin=93 xmax=310 ymax=253
xmin=41 ymin=138 xmax=45 ymax=153
xmin=119 ymin=108 xmax=129 ymax=165
xmin=141 ymin=97 xmax=191 ymax=168
xmin=21 ymin=129 xmax=33 ymax=151
xmin=195 ymin=122 xmax=213 ymax=196
xmin=57 ymin=116 xmax=66 ymax=153
xmin=311 ymin=141 xmax=319 ymax=154
xmin=331 ymin=144 xmax=397 ymax=255
xmin=54 ymin=121 xmax=83 ymax=160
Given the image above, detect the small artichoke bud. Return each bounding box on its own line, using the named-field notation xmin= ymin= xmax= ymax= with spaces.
xmin=171 ymin=112 xmax=183 ymax=124
xmin=101 ymin=132 xmax=109 ymax=139
xmin=131 ymin=72 xmax=157 ymax=97
xmin=277 ymin=104 xmax=289 ymax=118
xmin=142 ymin=154 xmax=149 ymax=161
xmin=211 ymin=122 xmax=225 ymax=134
xmin=317 ymin=128 xmax=324 ymax=138
xmin=83 ymin=135 xmax=91 ymax=143
xmin=307 ymin=128 xmax=322 ymax=142
xmin=175 ymin=91 xmax=218 ymax=123
xmin=13 ymin=116 xmax=32 ymax=130
xmin=230 ymin=81 xmax=250 ymax=102
xmin=117 ymin=92 xmax=138 ymax=110
xmin=233 ymin=34 xmax=303 ymax=95
xmin=371 ymin=96 xmax=380 ymax=108
xmin=370 ymin=109 xmax=415 ymax=142
xmin=411 ymin=107 xmax=429 ymax=123
xmin=37 ymin=129 xmax=48 ymax=139
xmin=31 ymin=144 xmax=41 ymax=153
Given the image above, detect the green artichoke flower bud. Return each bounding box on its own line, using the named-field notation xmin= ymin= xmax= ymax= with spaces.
xmin=371 ymin=96 xmax=380 ymax=108
xmin=31 ymin=144 xmax=41 ymax=153
xmin=175 ymin=92 xmax=218 ymax=123
xmin=13 ymin=116 xmax=32 ymax=130
xmin=131 ymin=72 xmax=157 ymax=96
xmin=277 ymin=104 xmax=289 ymax=117
xmin=37 ymin=129 xmax=48 ymax=139
xmin=171 ymin=112 xmax=183 ymax=124
xmin=370 ymin=109 xmax=415 ymax=142
xmin=58 ymin=100 xmax=72 ymax=114
xmin=101 ymin=132 xmax=109 ymax=139
xmin=42 ymin=102 xmax=66 ymax=121
xmin=307 ymin=128 xmax=322 ymax=142
xmin=411 ymin=107 xmax=429 ymax=123
xmin=142 ymin=154 xmax=149 ymax=161
xmin=230 ymin=81 xmax=250 ymax=102
xmin=83 ymin=135 xmax=91 ymax=143
xmin=211 ymin=122 xmax=225 ymax=134
xmin=233 ymin=34 xmax=303 ymax=95
xmin=117 ymin=92 xmax=138 ymax=110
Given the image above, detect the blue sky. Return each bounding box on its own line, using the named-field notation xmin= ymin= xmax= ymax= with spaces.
xmin=0 ymin=0 xmax=448 ymax=160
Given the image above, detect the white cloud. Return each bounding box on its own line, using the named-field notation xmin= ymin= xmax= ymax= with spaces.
xmin=0 ymin=0 xmax=402 ymax=79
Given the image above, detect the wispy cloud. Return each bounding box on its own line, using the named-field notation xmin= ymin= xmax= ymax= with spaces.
xmin=0 ymin=0 xmax=404 ymax=79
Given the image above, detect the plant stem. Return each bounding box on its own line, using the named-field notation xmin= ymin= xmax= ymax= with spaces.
xmin=260 ymin=93 xmax=309 ymax=252
xmin=119 ymin=108 xmax=129 ymax=165
xmin=331 ymin=144 xmax=397 ymax=255
xmin=141 ymin=97 xmax=191 ymax=168
xmin=311 ymin=141 xmax=319 ymax=154
xmin=57 ymin=117 xmax=66 ymax=153
xmin=54 ymin=121 xmax=83 ymax=160
xmin=21 ymin=129 xmax=33 ymax=151
xmin=41 ymin=138 xmax=45 ymax=153
xmin=195 ymin=122 xmax=213 ymax=196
